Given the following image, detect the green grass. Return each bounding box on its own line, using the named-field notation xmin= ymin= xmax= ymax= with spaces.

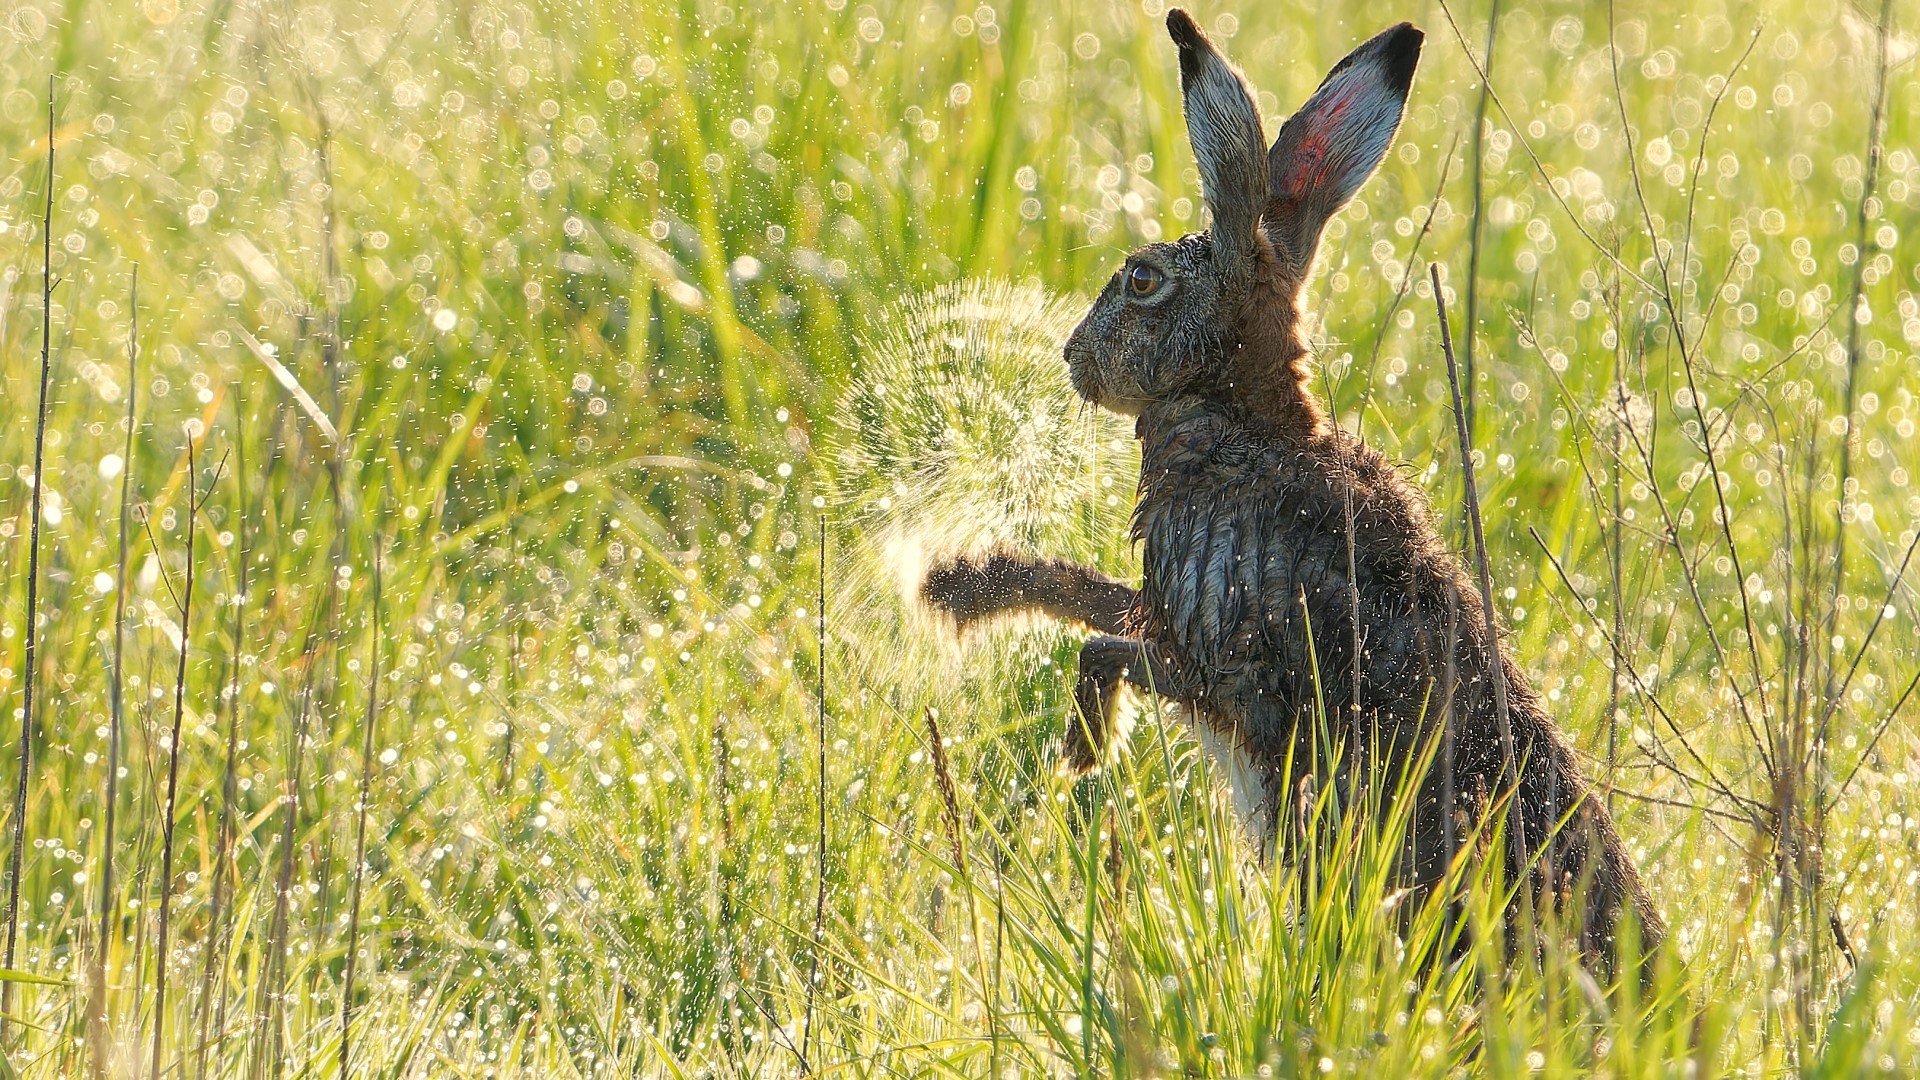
xmin=1 ymin=0 xmax=1918 ymax=1074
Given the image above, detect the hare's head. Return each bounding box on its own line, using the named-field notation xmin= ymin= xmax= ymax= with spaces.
xmin=1065 ymin=11 xmax=1421 ymax=432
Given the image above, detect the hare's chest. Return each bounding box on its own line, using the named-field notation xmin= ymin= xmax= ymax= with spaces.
xmin=1132 ymin=448 xmax=1341 ymax=705
xmin=1134 ymin=474 xmax=1270 ymax=677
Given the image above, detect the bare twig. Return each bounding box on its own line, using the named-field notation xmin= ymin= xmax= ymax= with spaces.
xmin=1441 ymin=589 xmax=1459 ymax=868
xmin=1814 ymin=521 xmax=1920 ymax=794
xmin=1607 ymin=785 xmax=1750 ymax=826
xmin=1433 ymin=0 xmax=1654 ymax=291
xmin=500 ymin=528 xmax=521 ymax=795
xmin=741 ymin=981 xmax=811 ymax=1075
xmin=1431 ymin=264 xmax=1522 ymax=877
xmin=1607 ymin=265 xmax=1627 ymax=807
xmin=1677 ymin=27 xmax=1764 ymax=339
xmin=1528 ymin=526 xmax=1760 ymax=816
xmin=253 ymin=604 xmax=331 ymax=1080
xmin=1607 ymin=1 xmax=1776 ymax=781
xmin=1518 ymin=297 xmax=1777 ymax=775
xmin=1834 ymin=666 xmax=1920 ymax=802
xmin=1619 ymin=378 xmax=1774 ymax=774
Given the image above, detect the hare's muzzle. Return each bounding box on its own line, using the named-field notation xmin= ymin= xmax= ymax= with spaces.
xmin=1063 ymin=333 xmax=1103 ymax=407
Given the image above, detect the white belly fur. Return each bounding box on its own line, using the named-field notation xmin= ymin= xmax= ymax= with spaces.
xmin=1187 ymin=711 xmax=1280 ymax=861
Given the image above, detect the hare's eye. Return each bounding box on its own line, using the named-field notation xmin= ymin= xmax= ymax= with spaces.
xmin=1126 ymin=263 xmax=1164 ymax=297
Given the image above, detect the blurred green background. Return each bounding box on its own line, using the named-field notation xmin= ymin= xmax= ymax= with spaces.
xmin=0 ymin=0 xmax=1917 ymax=1074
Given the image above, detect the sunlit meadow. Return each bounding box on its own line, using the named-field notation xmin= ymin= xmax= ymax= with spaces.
xmin=0 ymin=0 xmax=1917 ymax=1074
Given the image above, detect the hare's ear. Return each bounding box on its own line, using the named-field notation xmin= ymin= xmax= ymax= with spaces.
xmin=1167 ymin=9 xmax=1268 ymax=292
xmin=1263 ymin=23 xmax=1422 ymax=274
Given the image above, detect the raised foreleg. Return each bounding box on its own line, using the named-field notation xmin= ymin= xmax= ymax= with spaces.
xmin=920 ymin=553 xmax=1185 ymax=772
xmin=921 ymin=551 xmax=1137 ymax=635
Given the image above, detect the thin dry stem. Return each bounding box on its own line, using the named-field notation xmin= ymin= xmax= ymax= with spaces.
xmin=1354 ymin=135 xmax=1460 ymax=440
xmin=253 ymin=606 xmax=330 ymax=1080
xmin=1528 ymin=526 xmax=1762 ymax=817
xmin=1606 ymin=0 xmax=1775 ymax=775
xmin=1431 ymin=263 xmax=1522 ymax=879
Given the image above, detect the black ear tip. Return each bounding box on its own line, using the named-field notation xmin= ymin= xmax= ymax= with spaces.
xmin=1374 ymin=22 xmax=1424 ymax=88
xmin=1166 ymin=9 xmax=1210 ymax=79
xmin=1318 ymin=22 xmax=1423 ymax=95
xmin=1166 ymin=8 xmax=1202 ymax=49
xmin=1386 ymin=22 xmax=1425 ymax=56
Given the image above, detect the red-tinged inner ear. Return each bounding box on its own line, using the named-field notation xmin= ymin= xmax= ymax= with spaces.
xmin=1262 ymin=23 xmax=1421 ymax=274
xmin=1273 ymin=85 xmax=1362 ymax=202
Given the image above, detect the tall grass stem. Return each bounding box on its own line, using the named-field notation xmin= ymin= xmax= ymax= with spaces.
xmin=151 ymin=443 xmax=210 ymax=1080
xmin=1818 ymin=0 xmax=1895 ymax=877
xmin=1460 ymin=0 xmax=1500 ymax=444
xmin=197 ymin=386 xmax=251 ymax=1080
xmin=802 ymin=514 xmax=827 ymax=1073
xmin=4 ymin=78 xmax=57 ymax=1033
xmin=339 ymin=536 xmax=384 ymax=1080
xmin=88 ymin=265 xmax=138 ymax=1080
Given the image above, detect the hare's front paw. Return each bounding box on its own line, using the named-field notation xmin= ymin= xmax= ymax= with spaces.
xmin=919 ymin=553 xmax=1002 ymax=630
xmin=1063 ymin=636 xmax=1142 ymax=775
xmin=1060 ymin=702 xmax=1107 ymax=776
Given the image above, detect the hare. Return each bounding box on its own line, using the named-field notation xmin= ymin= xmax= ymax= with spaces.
xmin=922 ymin=11 xmax=1663 ymax=969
